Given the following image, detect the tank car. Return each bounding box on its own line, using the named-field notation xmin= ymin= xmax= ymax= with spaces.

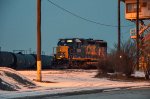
xmin=31 ymin=54 xmax=53 ymax=69
xmin=15 ymin=54 xmax=36 ymax=69
xmin=0 ymin=51 xmax=16 ymax=68
xmin=41 ymin=55 xmax=53 ymax=69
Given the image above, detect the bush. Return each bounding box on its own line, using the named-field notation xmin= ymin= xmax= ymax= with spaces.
xmin=97 ymin=40 xmax=136 ymax=77
xmin=98 ymin=56 xmax=114 ymax=74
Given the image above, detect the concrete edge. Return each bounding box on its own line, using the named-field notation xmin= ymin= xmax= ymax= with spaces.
xmin=11 ymin=86 xmax=150 ymax=99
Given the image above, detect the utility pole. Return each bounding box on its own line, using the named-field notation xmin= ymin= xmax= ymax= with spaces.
xmin=118 ymin=0 xmax=121 ymax=52
xmin=37 ymin=0 xmax=42 ymax=82
xmin=136 ymin=0 xmax=140 ymax=70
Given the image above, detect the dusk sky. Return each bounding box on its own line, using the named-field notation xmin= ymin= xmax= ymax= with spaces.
xmin=0 ymin=0 xmax=134 ymax=55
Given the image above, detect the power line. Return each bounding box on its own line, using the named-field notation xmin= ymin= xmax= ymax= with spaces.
xmin=47 ymin=0 xmax=133 ymax=28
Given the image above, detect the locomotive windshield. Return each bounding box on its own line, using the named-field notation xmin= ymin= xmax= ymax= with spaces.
xmin=57 ymin=39 xmax=74 ymax=46
xmin=57 ymin=40 xmax=66 ymax=46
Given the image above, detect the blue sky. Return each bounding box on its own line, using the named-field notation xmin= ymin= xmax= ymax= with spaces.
xmin=0 ymin=0 xmax=134 ymax=55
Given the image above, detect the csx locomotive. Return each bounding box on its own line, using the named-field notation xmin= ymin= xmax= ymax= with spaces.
xmin=52 ymin=38 xmax=107 ymax=68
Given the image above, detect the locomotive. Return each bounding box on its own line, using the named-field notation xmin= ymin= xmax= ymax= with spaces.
xmin=52 ymin=38 xmax=107 ymax=69
xmin=0 ymin=38 xmax=107 ymax=69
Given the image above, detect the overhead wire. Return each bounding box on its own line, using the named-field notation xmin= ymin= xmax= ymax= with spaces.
xmin=47 ymin=0 xmax=134 ymax=28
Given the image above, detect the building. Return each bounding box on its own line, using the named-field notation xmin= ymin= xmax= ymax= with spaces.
xmin=122 ymin=0 xmax=150 ymax=20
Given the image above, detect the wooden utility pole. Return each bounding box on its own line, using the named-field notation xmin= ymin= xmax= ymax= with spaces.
xmin=136 ymin=0 xmax=140 ymax=70
xmin=37 ymin=0 xmax=42 ymax=82
xmin=118 ymin=0 xmax=121 ymax=52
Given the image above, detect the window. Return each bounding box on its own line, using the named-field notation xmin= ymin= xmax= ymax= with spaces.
xmin=57 ymin=40 xmax=66 ymax=46
xmin=141 ymin=2 xmax=147 ymax=7
xmin=148 ymin=3 xmax=150 ymax=10
xmin=126 ymin=3 xmax=141 ymax=13
xmin=67 ymin=40 xmax=73 ymax=43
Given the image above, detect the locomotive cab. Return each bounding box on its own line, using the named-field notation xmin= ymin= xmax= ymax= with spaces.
xmin=56 ymin=39 xmax=75 ymax=60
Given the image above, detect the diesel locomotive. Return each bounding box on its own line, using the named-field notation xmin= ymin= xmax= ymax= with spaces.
xmin=52 ymin=38 xmax=107 ymax=68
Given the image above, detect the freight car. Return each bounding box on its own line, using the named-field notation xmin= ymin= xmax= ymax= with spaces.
xmin=0 ymin=51 xmax=53 ymax=69
xmin=52 ymin=38 xmax=107 ymax=69
xmin=0 ymin=51 xmax=16 ymax=68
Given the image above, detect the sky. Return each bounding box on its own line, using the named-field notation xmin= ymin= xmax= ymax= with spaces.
xmin=0 ymin=0 xmax=134 ymax=55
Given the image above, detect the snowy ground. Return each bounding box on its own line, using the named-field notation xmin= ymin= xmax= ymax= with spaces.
xmin=0 ymin=68 xmax=150 ymax=99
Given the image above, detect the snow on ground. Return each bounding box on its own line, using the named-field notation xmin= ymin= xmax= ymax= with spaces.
xmin=0 ymin=68 xmax=150 ymax=99
xmin=0 ymin=67 xmax=36 ymax=91
xmin=17 ymin=69 xmax=149 ymax=89
xmin=134 ymin=71 xmax=146 ymax=77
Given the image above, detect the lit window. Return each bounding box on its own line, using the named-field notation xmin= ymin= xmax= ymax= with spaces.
xmin=67 ymin=40 xmax=72 ymax=43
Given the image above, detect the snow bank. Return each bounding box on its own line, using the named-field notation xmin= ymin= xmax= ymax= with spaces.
xmin=0 ymin=67 xmax=36 ymax=91
xmin=134 ymin=71 xmax=145 ymax=77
